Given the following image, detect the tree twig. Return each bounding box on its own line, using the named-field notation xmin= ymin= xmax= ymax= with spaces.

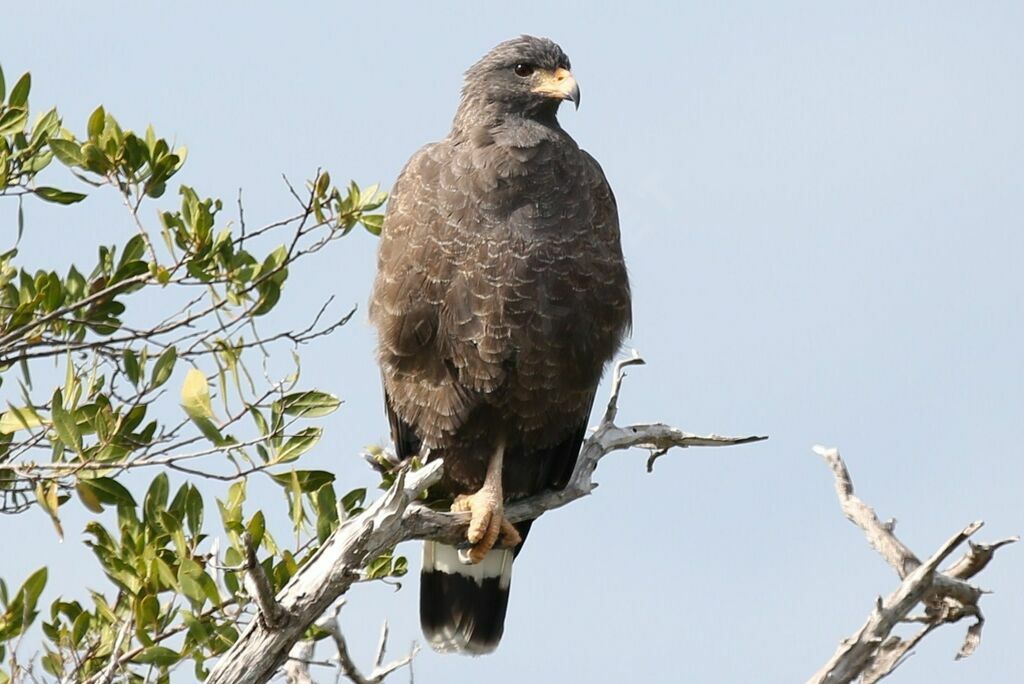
xmin=312 ymin=603 xmax=418 ymax=684
xmin=82 ymin=619 xmax=132 ymax=684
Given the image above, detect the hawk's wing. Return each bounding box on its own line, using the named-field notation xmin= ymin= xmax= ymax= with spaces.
xmin=530 ymin=148 xmax=630 ymax=493
xmin=370 ymin=143 xmax=478 ymax=459
xmin=371 ymin=141 xmax=630 ymax=482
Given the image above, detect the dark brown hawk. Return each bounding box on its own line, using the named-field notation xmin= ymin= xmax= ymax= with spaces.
xmin=369 ymin=35 xmax=631 ymax=654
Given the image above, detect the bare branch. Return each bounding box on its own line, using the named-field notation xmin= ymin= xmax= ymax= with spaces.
xmin=243 ymin=533 xmax=288 ymax=630
xmin=311 ymin=603 xmax=418 ymax=684
xmin=282 ymin=641 xmax=314 ymax=684
xmin=944 ymin=536 xmax=1019 ymax=581
xmin=809 ymin=521 xmax=982 ymax=684
xmin=600 ymin=350 xmax=645 ymax=425
xmin=809 ymin=445 xmax=1015 ymax=683
xmin=407 ymin=421 xmax=767 ymax=545
xmin=206 ymin=356 xmax=764 ymax=683
xmin=813 ymin=444 xmax=921 ymax=578
xmin=859 ymin=624 xmax=936 ymax=684
xmin=205 ymin=462 xmax=443 ymax=684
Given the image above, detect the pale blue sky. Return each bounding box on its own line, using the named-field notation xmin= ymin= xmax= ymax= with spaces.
xmin=3 ymin=2 xmax=1022 ymax=682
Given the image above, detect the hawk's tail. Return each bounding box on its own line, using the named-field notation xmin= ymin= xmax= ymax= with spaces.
xmin=419 ymin=541 xmax=514 ymax=655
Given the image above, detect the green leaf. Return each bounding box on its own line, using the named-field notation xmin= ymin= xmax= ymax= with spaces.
xmin=0 ymin=108 xmax=27 ymax=136
xmin=78 ymin=477 xmax=136 ymax=509
xmin=29 ymin=108 xmax=59 ymax=146
xmin=152 ymin=557 xmax=177 ymax=590
xmin=150 ymin=346 xmax=177 ymax=388
xmin=250 ymin=406 xmax=269 ymax=436
xmin=0 ymin=65 xmax=5 ymax=102
xmin=144 ymin=473 xmax=169 ymax=519
xmin=134 ymin=593 xmax=159 ymax=634
xmin=133 ymin=646 xmax=180 ymax=667
xmin=274 ymin=391 xmax=341 ymax=418
xmin=33 ymin=187 xmax=87 ymax=205
xmin=71 ymin=611 xmax=90 ymax=646
xmin=75 ymin=480 xmax=104 ymax=513
xmin=34 ymin=481 xmax=63 ymax=540
xmin=21 ymin=567 xmax=47 ymax=610
xmin=81 ymin=142 xmax=110 ymax=173
xmin=365 ymin=554 xmax=393 ymax=580
xmin=49 ymin=138 xmax=84 ymax=167
xmin=63 ymin=353 xmax=79 ymax=409
xmin=179 ymin=367 xmax=235 ymax=445
xmin=185 ymin=485 xmax=203 ymax=538
xmin=197 ymin=568 xmax=221 ymax=606
xmin=1 ymin=567 xmax=49 ymax=639
xmin=247 ymin=511 xmax=266 ymax=548
xmin=0 ymin=405 xmax=44 ymax=434
xmin=361 ymin=213 xmax=384 ymax=235
xmin=192 ymin=415 xmax=231 ymax=446
xmin=25 ymin=148 xmax=54 ymax=174
xmin=340 ymin=488 xmax=366 ymax=515
xmin=87 ymin=106 xmax=105 ymax=139
xmin=8 ymin=73 xmax=30 ymax=108
xmin=123 ymin=348 xmax=141 ymax=385
xmin=177 ymin=558 xmax=205 ymax=608
xmin=251 ymin=281 xmax=280 ymax=316
xmin=226 ymin=479 xmax=246 ymax=510
xmin=314 ymin=170 xmax=331 ymax=196
xmin=160 ymin=510 xmax=184 ymax=541
xmin=119 ymin=234 xmax=146 ymax=266
xmin=180 ymin=367 xmax=213 ymax=420
xmin=50 ymin=391 xmax=81 ymax=452
xmin=269 ymin=469 xmax=335 ymax=493
xmin=273 ymin=427 xmax=321 ymax=464
xmin=315 ymin=483 xmax=340 ymax=542
xmin=359 ymin=183 xmax=381 ymax=207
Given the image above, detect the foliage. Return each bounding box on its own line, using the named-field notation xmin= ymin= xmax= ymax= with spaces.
xmin=0 ymin=63 xmax=404 ymax=682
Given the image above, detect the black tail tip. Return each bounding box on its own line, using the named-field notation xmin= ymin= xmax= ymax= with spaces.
xmin=419 ymin=549 xmax=512 ymax=655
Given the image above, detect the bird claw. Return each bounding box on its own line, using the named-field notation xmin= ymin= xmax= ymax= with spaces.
xmin=451 ymin=493 xmax=521 ymax=564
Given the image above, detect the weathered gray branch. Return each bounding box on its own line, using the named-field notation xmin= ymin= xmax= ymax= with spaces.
xmin=282 ymin=641 xmax=314 ymax=684
xmin=205 ymin=462 xmax=441 ymax=684
xmin=284 ymin=601 xmax=417 ymax=684
xmin=242 ymin=532 xmax=288 ymax=630
xmin=205 ymin=355 xmax=766 ymax=683
xmin=809 ymin=445 xmax=1017 ymax=684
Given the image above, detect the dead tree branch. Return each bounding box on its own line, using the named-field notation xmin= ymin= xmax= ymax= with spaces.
xmin=243 ymin=533 xmax=288 ymax=630
xmin=205 ymin=355 xmax=766 ymax=683
xmin=809 ymin=445 xmax=1017 ymax=684
xmin=282 ymin=601 xmax=417 ymax=684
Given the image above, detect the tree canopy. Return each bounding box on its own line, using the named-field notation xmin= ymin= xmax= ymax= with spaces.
xmin=0 ymin=63 xmax=403 ymax=683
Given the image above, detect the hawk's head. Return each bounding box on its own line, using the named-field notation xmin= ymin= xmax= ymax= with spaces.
xmin=460 ymin=35 xmax=580 ymax=121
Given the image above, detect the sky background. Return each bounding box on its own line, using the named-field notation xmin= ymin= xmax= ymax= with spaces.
xmin=3 ymin=2 xmax=1023 ymax=682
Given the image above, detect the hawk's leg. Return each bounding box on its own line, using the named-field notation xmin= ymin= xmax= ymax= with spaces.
xmin=451 ymin=439 xmax=522 ymax=564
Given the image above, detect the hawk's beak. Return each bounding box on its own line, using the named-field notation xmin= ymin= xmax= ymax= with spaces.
xmin=532 ymin=67 xmax=581 ymax=109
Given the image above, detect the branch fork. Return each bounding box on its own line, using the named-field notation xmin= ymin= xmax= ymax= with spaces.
xmin=809 ymin=445 xmax=1017 ymax=683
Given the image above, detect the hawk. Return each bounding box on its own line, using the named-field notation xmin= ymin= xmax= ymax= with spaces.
xmin=369 ymin=35 xmax=631 ymax=654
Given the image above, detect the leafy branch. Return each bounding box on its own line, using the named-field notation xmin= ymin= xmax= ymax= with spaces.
xmin=0 ymin=63 xmax=398 ymax=683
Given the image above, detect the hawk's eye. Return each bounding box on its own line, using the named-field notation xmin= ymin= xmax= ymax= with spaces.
xmin=513 ymin=64 xmax=535 ymax=77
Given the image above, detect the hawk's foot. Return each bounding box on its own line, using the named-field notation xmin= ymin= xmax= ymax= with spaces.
xmin=451 ymin=492 xmax=521 ymax=564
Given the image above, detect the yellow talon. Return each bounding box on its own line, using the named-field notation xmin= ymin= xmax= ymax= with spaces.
xmin=451 ymin=492 xmax=520 ymax=563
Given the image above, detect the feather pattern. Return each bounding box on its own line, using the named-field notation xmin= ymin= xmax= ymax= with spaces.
xmin=369 ymin=35 xmax=631 ymax=654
